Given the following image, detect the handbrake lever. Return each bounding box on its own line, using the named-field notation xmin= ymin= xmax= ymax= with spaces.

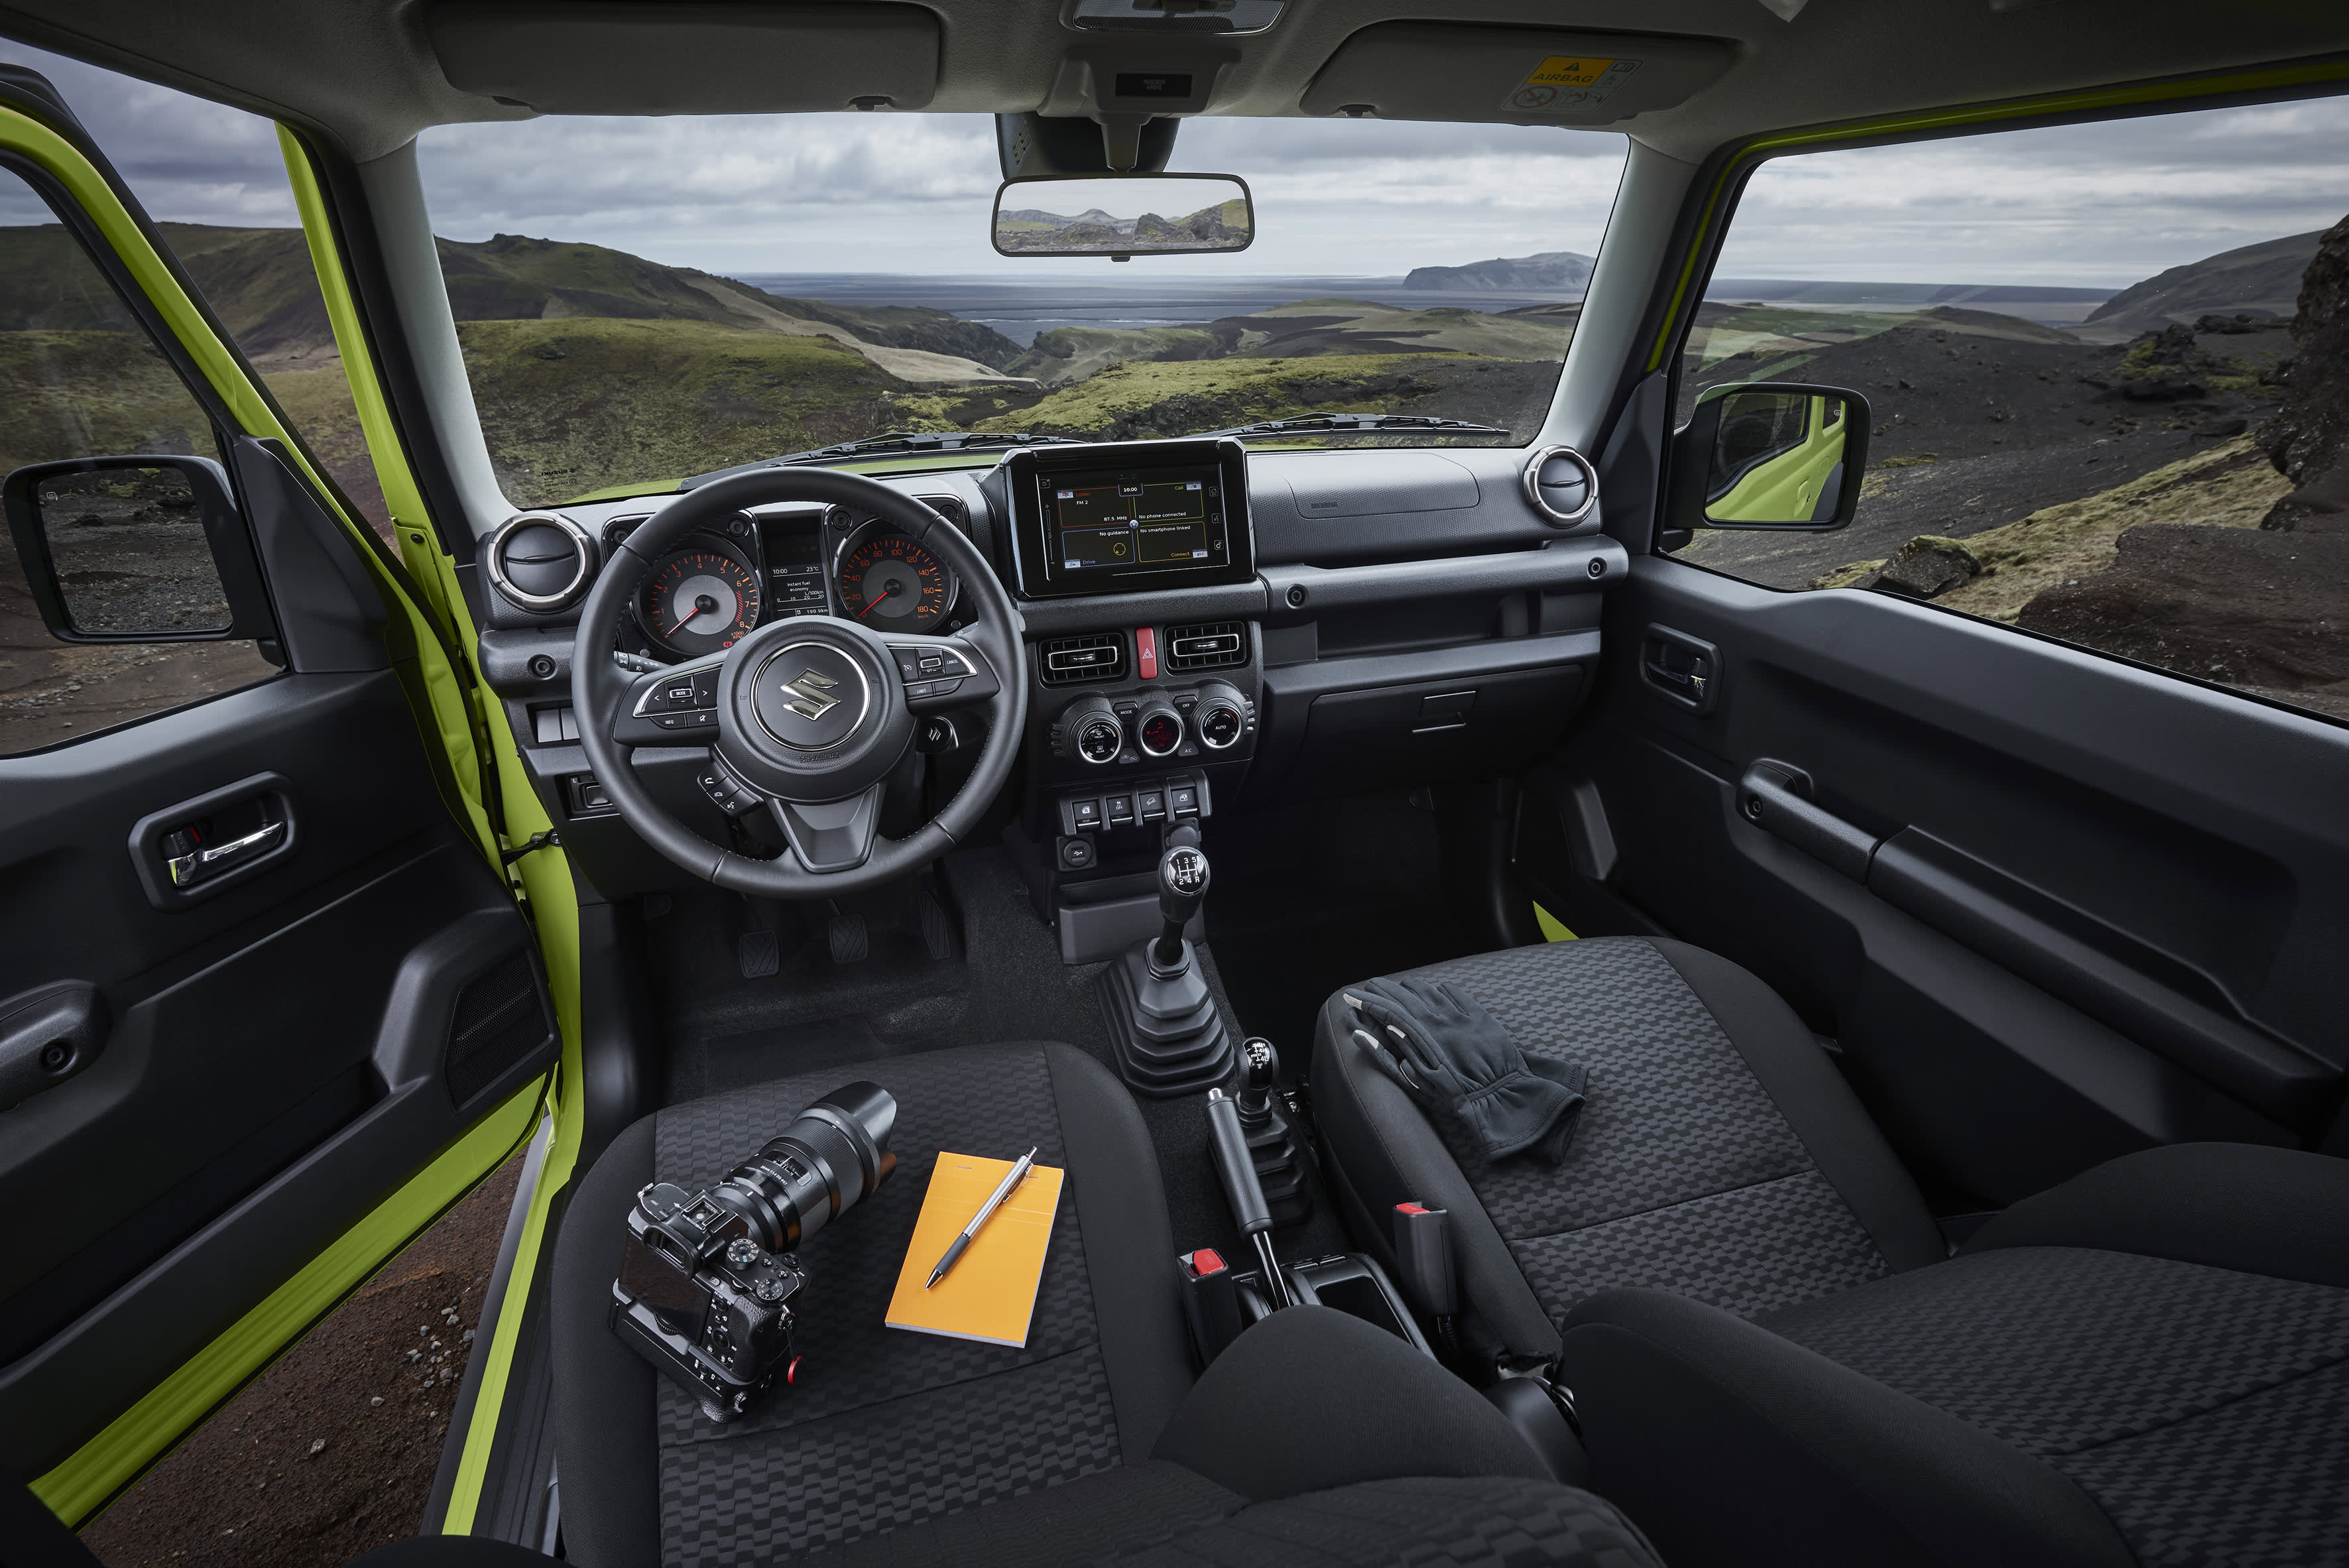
xmin=1207 ymin=1087 xmax=1291 ymax=1307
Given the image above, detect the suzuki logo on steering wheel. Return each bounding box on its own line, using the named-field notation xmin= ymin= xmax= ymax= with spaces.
xmin=777 ymin=668 xmax=843 ymax=721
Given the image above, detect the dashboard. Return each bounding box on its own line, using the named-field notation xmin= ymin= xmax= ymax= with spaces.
xmin=471 ymin=439 xmax=1626 ymax=921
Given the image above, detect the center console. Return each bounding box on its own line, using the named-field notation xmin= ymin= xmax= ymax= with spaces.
xmin=988 ymin=439 xmax=1268 ymax=959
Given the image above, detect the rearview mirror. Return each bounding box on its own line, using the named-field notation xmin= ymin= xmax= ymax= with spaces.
xmin=1667 ymin=383 xmax=1872 ymax=532
xmin=993 ymin=174 xmax=1253 ymax=260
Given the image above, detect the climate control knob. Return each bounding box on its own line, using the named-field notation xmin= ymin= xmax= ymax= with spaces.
xmin=1133 ymin=698 xmax=1185 ymax=759
xmin=1191 ymin=680 xmax=1253 ymax=751
xmin=1052 ymin=694 xmax=1124 ymax=766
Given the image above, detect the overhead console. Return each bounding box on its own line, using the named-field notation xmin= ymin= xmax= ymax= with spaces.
xmin=997 ymin=438 xmax=1254 ymax=599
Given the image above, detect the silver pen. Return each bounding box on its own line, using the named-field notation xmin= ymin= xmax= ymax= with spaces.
xmin=926 ymin=1146 xmax=1037 ymax=1289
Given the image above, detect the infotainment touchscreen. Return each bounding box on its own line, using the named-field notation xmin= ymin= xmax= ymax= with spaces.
xmin=998 ymin=439 xmax=1254 ymax=598
xmin=1045 ymin=467 xmax=1227 ymax=575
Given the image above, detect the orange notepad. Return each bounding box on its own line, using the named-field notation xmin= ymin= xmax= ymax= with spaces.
xmin=885 ymin=1152 xmax=1065 ymax=1347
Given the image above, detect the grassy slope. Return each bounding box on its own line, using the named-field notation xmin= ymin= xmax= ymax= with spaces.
xmin=455 ymin=317 xmax=901 ymax=505
xmin=953 ymin=352 xmax=1516 ymax=441
xmin=1808 ymin=435 xmax=2292 ymax=615
xmin=1010 ymin=298 xmax=1577 ymax=385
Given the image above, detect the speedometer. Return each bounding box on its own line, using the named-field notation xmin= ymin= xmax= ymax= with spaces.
xmin=837 ymin=531 xmax=954 ymax=633
xmin=638 ymin=546 xmax=762 ymax=658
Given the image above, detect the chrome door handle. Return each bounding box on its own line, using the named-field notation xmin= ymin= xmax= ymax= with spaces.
xmin=166 ymin=819 xmax=284 ymax=886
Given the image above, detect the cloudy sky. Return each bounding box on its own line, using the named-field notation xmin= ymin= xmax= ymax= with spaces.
xmin=2 ymin=36 xmax=2344 ymax=288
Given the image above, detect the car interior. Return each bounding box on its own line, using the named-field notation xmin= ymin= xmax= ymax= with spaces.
xmin=3 ymin=3 xmax=2348 ymax=1567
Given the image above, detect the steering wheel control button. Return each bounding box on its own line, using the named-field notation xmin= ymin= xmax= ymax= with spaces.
xmin=1170 ymin=785 xmax=1201 ymax=817
xmin=752 ymin=642 xmax=871 ymax=751
xmin=1106 ymin=794 xmax=1135 ymax=825
xmin=1059 ymin=835 xmax=1095 ymax=871
xmin=690 ymin=668 xmax=721 ymax=707
xmin=1138 ymin=788 xmax=1168 ymax=821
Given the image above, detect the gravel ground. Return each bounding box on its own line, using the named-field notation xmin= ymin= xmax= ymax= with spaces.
xmin=80 ymin=1152 xmax=524 ymax=1568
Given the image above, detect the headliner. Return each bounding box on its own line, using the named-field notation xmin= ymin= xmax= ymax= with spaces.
xmin=0 ymin=0 xmax=2342 ymax=167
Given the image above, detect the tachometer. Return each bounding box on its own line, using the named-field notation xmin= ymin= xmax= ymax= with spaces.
xmin=638 ymin=546 xmax=762 ymax=658
xmin=837 ymin=531 xmax=954 ymax=633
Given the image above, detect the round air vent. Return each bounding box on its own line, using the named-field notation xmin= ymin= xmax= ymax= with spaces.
xmin=486 ymin=511 xmax=595 ymax=611
xmin=1522 ymin=446 xmax=1598 ymax=526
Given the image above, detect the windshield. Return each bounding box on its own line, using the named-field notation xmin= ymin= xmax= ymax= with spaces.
xmin=416 ymin=114 xmax=1626 ymax=507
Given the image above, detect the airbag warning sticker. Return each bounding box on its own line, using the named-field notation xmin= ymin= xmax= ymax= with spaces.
xmin=1504 ymin=56 xmax=1641 ymax=113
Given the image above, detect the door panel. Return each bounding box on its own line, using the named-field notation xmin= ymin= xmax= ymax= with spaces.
xmin=1534 ymin=557 xmax=2347 ymax=1204
xmin=0 ymin=670 xmax=554 ymax=1477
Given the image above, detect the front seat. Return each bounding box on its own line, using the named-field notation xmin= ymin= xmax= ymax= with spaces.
xmin=1314 ymin=937 xmax=2349 ymax=1565
xmin=550 ymin=1041 xmax=1664 ymax=1567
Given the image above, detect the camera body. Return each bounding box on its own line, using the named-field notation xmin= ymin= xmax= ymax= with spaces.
xmin=609 ymin=1081 xmax=897 ymax=1422
xmin=613 ymin=1180 xmax=813 ymax=1421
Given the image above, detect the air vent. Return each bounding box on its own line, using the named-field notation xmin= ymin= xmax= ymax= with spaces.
xmin=1165 ymin=621 xmax=1248 ymax=672
xmin=487 ymin=511 xmax=595 ymax=611
xmin=1041 ymin=632 xmax=1126 ymax=686
xmin=914 ymin=495 xmax=969 ymax=527
xmin=444 ymin=948 xmax=556 ymax=1111
xmin=1522 ymin=446 xmax=1597 ymax=526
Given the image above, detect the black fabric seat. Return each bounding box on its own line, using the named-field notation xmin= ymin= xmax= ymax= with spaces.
xmin=1314 ymin=937 xmax=2349 ymax=1566
xmin=1312 ymin=936 xmax=1945 ymax=1358
xmin=1565 ymin=1142 xmax=2349 ymax=1566
xmin=551 ymin=1040 xmax=1664 ymax=1568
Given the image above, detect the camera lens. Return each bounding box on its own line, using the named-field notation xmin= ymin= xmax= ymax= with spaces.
xmin=705 ymin=1081 xmax=898 ymax=1253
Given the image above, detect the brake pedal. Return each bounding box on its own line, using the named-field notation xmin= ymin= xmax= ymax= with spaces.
xmin=827 ymin=912 xmax=869 ymax=964
xmin=737 ymin=929 xmax=779 ymax=979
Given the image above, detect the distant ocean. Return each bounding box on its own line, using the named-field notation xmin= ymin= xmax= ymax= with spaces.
xmin=737 ymin=272 xmax=2119 ymax=342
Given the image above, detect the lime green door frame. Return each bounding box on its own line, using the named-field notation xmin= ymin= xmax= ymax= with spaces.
xmin=1 ymin=100 xmax=581 ymax=1531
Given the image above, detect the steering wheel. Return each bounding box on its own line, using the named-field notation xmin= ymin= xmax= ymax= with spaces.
xmin=573 ymin=469 xmax=1027 ymax=896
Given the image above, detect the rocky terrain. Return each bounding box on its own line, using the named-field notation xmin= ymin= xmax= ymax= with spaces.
xmin=1701 ymin=215 xmax=2349 ymax=723
xmin=2077 ymin=229 xmax=2324 ymax=340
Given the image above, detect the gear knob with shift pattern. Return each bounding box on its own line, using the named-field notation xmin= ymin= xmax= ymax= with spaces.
xmin=1097 ymin=823 xmax=1233 ymax=1097
xmin=1156 ymin=837 xmax=1210 ymax=965
xmin=1233 ymin=1036 xmax=1312 ymax=1227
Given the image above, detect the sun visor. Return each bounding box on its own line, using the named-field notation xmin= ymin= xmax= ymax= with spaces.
xmin=1299 ymin=23 xmax=1734 ymax=128
xmin=426 ymin=2 xmax=941 ymax=115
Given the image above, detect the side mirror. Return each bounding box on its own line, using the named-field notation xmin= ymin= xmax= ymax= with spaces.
xmin=3 ymin=454 xmax=275 ymax=642
xmin=993 ymin=173 xmax=1253 ymax=261
xmin=1666 ymin=383 xmax=1872 ymax=532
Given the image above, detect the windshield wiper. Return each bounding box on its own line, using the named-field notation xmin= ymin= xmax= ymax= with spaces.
xmin=1195 ymin=412 xmax=1512 ymax=440
xmin=682 ymin=430 xmax=1089 ymax=487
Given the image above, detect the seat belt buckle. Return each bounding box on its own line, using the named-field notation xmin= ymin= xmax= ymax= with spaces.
xmin=1178 ymin=1247 xmax=1244 ymax=1366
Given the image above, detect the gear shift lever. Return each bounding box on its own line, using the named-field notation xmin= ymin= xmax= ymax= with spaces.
xmin=1154 ymin=827 xmax=1210 ymax=969
xmin=1096 ymin=820 xmax=1234 ymax=1097
xmin=1233 ymin=1037 xmax=1312 ymax=1226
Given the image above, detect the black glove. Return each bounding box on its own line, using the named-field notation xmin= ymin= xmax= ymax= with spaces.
xmin=1351 ymin=975 xmax=1589 ymax=1165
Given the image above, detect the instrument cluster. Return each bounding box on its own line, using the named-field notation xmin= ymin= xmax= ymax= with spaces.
xmin=601 ymin=499 xmax=969 ymax=664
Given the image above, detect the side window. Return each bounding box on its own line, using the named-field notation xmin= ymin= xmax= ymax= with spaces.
xmin=1665 ymin=97 xmax=2349 ymax=724
xmin=0 ymin=42 xmax=394 ymax=540
xmin=0 ymin=166 xmax=276 ymax=754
